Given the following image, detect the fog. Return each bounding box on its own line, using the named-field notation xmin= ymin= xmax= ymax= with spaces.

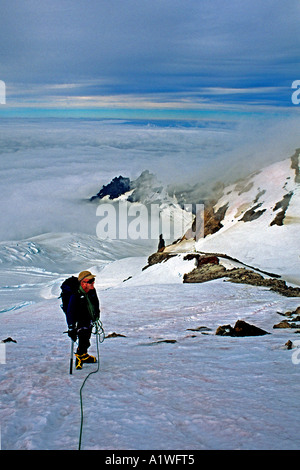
xmin=0 ymin=115 xmax=299 ymax=242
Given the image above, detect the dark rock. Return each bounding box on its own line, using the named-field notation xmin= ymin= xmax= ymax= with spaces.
xmin=233 ymin=320 xmax=269 ymax=336
xmin=186 ymin=326 xmax=212 ymax=332
xmin=285 ymin=340 xmax=294 ymax=350
xmin=143 ymin=247 xmax=300 ymax=298
xmin=203 ymin=203 xmax=228 ymax=237
xmin=240 ymin=204 xmax=266 ymax=222
xmin=282 ymin=306 xmax=300 ymax=317
xmin=1 ymin=337 xmax=17 ymax=343
xmin=270 ymin=192 xmax=293 ymax=226
xmin=105 ymin=332 xmax=127 ymax=338
xmin=183 ymin=253 xmax=200 ymax=262
xmin=215 ymin=324 xmax=235 ymax=336
xmin=216 ymin=320 xmax=269 ymax=337
xmin=157 ymin=339 xmax=177 ymax=344
xmin=90 ymin=175 xmax=130 ymax=201
xmin=269 ymin=284 xmax=300 ymax=297
xmin=184 ymin=263 xmax=227 ymax=283
xmin=273 ymin=320 xmax=299 ymax=329
xmin=90 ymin=170 xmax=171 ymax=205
xmin=183 ymin=259 xmax=300 ymax=297
xmin=150 ymin=339 xmax=177 ymax=345
xmin=198 ymin=256 xmax=219 ymax=266
xmin=143 ymin=252 xmax=176 ymax=270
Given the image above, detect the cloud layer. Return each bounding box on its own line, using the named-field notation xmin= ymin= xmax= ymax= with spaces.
xmin=0 ymin=116 xmax=299 ymax=241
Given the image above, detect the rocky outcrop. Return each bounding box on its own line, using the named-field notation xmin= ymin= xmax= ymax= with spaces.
xmin=273 ymin=320 xmax=299 ymax=329
xmin=105 ymin=332 xmax=127 ymax=338
xmin=270 ymin=192 xmax=293 ymax=226
xmin=182 ymin=254 xmax=300 ymax=297
xmin=203 ymin=203 xmax=228 ymax=237
xmin=240 ymin=204 xmax=266 ymax=222
xmin=1 ymin=337 xmax=17 ymax=343
xmin=90 ymin=170 xmax=171 ymax=204
xmin=90 ymin=175 xmax=130 ymax=201
xmin=273 ymin=306 xmax=300 ymax=329
xmin=143 ymin=250 xmax=300 ymax=297
xmin=183 ymin=261 xmax=227 ymax=283
xmin=142 ymin=252 xmax=177 ymax=270
xmin=216 ymin=320 xmax=269 ymax=337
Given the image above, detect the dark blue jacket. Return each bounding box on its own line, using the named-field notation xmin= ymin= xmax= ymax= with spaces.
xmin=66 ymin=288 xmax=100 ymax=329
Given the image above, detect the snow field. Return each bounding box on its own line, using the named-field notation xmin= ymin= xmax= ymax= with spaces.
xmin=1 ymin=278 xmax=300 ymax=450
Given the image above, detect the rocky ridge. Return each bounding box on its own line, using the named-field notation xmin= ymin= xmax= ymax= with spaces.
xmin=143 ymin=251 xmax=300 ymax=297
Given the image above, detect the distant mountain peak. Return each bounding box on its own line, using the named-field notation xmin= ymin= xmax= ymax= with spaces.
xmin=90 ymin=170 xmax=175 ymax=205
xmin=90 ymin=175 xmax=131 ymax=201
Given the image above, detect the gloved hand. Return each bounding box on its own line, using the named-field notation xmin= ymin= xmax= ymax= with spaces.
xmin=68 ymin=327 xmax=77 ymax=342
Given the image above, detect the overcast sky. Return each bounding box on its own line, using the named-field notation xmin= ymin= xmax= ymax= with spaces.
xmin=1 ymin=0 xmax=300 ymax=113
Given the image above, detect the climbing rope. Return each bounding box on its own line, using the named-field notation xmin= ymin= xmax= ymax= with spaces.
xmin=78 ymin=319 xmax=105 ymax=451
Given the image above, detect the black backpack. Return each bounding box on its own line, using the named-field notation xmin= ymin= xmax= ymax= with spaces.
xmin=60 ymin=276 xmax=79 ymax=313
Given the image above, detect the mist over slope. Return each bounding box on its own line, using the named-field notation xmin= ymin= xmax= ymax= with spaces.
xmin=160 ymin=150 xmax=300 ymax=285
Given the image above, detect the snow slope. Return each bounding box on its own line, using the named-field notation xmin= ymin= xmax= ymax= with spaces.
xmin=1 ymin=255 xmax=300 ymax=450
xmin=1 ymin=147 xmax=300 ymax=450
xmin=194 ymin=156 xmax=300 ymax=285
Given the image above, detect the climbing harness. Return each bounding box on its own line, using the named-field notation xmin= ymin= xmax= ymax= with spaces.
xmin=78 ymin=319 xmax=105 ymax=450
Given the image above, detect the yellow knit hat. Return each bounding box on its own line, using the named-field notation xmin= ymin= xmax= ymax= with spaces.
xmin=78 ymin=270 xmax=96 ymax=282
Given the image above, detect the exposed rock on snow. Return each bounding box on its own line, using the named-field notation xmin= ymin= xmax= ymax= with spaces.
xmin=105 ymin=332 xmax=127 ymax=338
xmin=273 ymin=320 xmax=299 ymax=329
xmin=147 ymin=339 xmax=177 ymax=345
xmin=215 ymin=320 xmax=269 ymax=337
xmin=285 ymin=340 xmax=294 ymax=350
xmin=142 ymin=252 xmax=177 ymax=270
xmin=273 ymin=306 xmax=300 ymax=329
xmin=90 ymin=170 xmax=171 ymax=205
xmin=183 ymin=260 xmax=300 ymax=297
xmin=282 ymin=305 xmax=300 ymax=317
xmin=90 ymin=175 xmax=131 ymax=201
xmin=1 ymin=337 xmax=17 ymax=343
xmin=270 ymin=192 xmax=293 ymax=226
xmin=186 ymin=326 xmax=212 ymax=333
xmin=143 ymin=251 xmax=300 ymax=297
xmin=186 ymin=203 xmax=228 ymax=238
